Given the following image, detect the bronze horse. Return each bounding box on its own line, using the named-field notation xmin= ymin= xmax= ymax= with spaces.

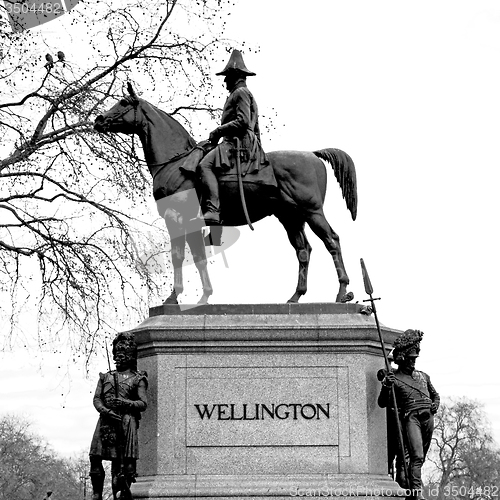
xmin=94 ymin=87 xmax=357 ymax=305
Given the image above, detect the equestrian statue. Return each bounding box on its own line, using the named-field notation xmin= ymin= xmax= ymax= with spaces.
xmin=94 ymin=50 xmax=358 ymax=305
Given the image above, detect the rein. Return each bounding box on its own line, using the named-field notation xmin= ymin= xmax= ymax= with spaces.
xmin=150 ymin=145 xmax=204 ymax=180
xmin=107 ymin=98 xmax=205 ymax=180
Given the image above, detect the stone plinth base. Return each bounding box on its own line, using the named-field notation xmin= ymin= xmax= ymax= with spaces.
xmin=129 ymin=303 xmax=404 ymax=499
xmin=133 ymin=473 xmax=406 ymax=499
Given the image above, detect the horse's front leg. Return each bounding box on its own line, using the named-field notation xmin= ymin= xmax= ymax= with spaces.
xmin=163 ymin=208 xmax=186 ymax=304
xmin=186 ymin=228 xmax=213 ymax=304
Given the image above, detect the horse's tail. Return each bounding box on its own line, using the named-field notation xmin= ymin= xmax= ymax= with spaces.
xmin=313 ymin=148 xmax=357 ymax=221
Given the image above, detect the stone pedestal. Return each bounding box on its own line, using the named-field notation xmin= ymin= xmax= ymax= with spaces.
xmin=129 ymin=303 xmax=404 ymax=499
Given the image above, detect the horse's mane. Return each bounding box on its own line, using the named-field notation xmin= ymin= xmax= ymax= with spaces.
xmin=138 ymin=98 xmax=197 ymax=150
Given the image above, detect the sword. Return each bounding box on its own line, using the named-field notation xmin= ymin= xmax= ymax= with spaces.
xmin=360 ymin=258 xmax=409 ymax=487
xmin=234 ymin=137 xmax=254 ymax=231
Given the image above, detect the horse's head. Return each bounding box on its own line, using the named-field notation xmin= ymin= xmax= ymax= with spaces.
xmin=94 ymin=83 xmax=140 ymax=134
xmin=94 ymin=83 xmax=197 ymax=168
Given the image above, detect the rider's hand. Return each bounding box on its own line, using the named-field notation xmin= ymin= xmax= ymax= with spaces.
xmin=382 ymin=372 xmax=395 ymax=387
xmin=430 ymin=402 xmax=438 ymax=414
xmin=209 ymin=128 xmax=221 ymax=145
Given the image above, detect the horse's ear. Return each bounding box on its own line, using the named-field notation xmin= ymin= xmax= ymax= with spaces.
xmin=127 ymin=82 xmax=139 ymax=103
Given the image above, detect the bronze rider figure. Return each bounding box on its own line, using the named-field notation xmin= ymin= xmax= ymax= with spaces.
xmin=198 ymin=49 xmax=267 ymax=225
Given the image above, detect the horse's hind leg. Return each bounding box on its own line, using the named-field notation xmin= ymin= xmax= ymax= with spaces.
xmin=305 ymin=210 xmax=351 ymax=303
xmin=277 ymin=215 xmax=312 ymax=303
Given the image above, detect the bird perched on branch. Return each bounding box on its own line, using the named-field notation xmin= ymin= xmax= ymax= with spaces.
xmin=57 ymin=51 xmax=65 ymax=67
xmin=44 ymin=53 xmax=54 ymax=70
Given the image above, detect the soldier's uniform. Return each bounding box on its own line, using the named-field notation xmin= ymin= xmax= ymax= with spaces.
xmin=89 ymin=333 xmax=148 ymax=500
xmin=377 ymin=330 xmax=440 ymax=497
xmin=198 ymin=49 xmax=268 ymax=224
xmin=89 ymin=370 xmax=148 ymax=460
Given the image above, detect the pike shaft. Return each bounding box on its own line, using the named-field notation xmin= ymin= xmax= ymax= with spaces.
xmin=360 ymin=259 xmax=409 ymax=486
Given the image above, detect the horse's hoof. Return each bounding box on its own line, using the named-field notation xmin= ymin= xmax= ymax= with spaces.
xmin=197 ymin=295 xmax=209 ymax=305
xmin=340 ymin=291 xmax=354 ymax=303
xmin=164 ymin=292 xmax=179 ymax=305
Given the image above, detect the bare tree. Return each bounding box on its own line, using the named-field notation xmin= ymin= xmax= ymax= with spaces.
xmin=0 ymin=0 xmax=231 ymax=361
xmin=70 ymin=451 xmax=114 ymax=500
xmin=0 ymin=414 xmax=83 ymax=499
xmin=424 ymin=398 xmax=500 ymax=500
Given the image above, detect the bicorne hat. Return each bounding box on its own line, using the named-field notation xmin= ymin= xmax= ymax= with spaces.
xmin=216 ymin=49 xmax=256 ymax=76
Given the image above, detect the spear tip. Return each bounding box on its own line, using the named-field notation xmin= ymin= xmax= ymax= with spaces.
xmin=360 ymin=258 xmax=374 ymax=296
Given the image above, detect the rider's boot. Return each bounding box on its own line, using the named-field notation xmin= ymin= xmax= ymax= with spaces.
xmin=204 ymin=226 xmax=223 ymax=246
xmin=198 ymin=164 xmax=220 ymax=225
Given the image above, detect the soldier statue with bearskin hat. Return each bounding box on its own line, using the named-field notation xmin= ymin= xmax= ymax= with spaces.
xmin=89 ymin=332 xmax=148 ymax=500
xmin=378 ymin=329 xmax=440 ymax=498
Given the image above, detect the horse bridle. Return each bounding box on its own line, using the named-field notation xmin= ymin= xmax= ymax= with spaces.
xmin=116 ymin=97 xmax=138 ymax=122
xmin=100 ymin=97 xmax=200 ymax=177
xmin=108 ymin=97 xmax=139 ymax=158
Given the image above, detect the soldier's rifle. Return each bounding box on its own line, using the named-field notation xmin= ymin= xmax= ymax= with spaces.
xmin=360 ymin=258 xmax=409 ymax=486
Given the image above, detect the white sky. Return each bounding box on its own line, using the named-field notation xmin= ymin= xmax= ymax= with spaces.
xmin=2 ymin=0 xmax=500 ymax=458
